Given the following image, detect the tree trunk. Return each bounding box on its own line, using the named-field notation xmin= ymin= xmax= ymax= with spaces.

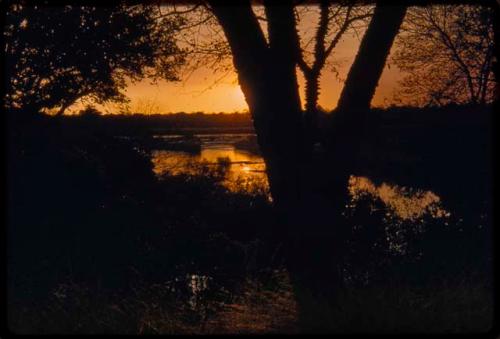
xmin=291 ymin=4 xmax=408 ymax=306
xmin=326 ymin=3 xmax=408 ymax=196
xmin=209 ymin=1 xmax=329 ymax=302
xmin=304 ymin=70 xmax=320 ymax=152
xmin=209 ymin=1 xmax=407 ymax=328
xmin=209 ymin=1 xmax=304 ymax=216
xmin=290 ymin=3 xmax=408 ymax=307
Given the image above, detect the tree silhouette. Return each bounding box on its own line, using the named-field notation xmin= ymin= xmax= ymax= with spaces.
xmin=208 ymin=0 xmax=407 ymax=306
xmin=4 ymin=4 xmax=185 ymax=115
xmin=6 ymin=2 xmax=494 ymax=332
xmin=392 ymin=5 xmax=495 ymax=106
xmin=296 ymin=2 xmax=372 ymax=146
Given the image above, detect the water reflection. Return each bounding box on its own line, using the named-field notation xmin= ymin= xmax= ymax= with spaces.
xmin=345 ymin=176 xmax=452 ymax=257
xmin=150 ymin=136 xmax=449 ymax=220
xmin=348 ymin=176 xmax=450 ymax=221
xmin=152 ymin=145 xmax=269 ymax=196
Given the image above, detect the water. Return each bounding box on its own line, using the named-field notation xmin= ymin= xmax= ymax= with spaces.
xmin=152 ymin=134 xmax=269 ymax=196
xmin=149 ymin=133 xmax=459 ymax=303
xmin=151 ymin=134 xmax=453 ymax=259
xmin=150 ymin=133 xmax=449 ymax=221
xmin=348 ymin=176 xmax=450 ymax=221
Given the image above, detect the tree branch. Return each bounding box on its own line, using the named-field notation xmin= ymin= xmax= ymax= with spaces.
xmin=311 ymin=0 xmax=330 ymax=74
xmin=154 ymin=4 xmax=202 ymax=19
xmin=297 ymin=57 xmax=312 ymax=74
xmin=324 ymin=11 xmax=371 ymax=59
xmin=427 ymin=10 xmax=477 ymax=103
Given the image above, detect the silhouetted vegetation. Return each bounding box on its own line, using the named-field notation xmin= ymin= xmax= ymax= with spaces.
xmin=7 ymin=103 xmax=493 ymax=333
xmin=393 ymin=5 xmax=495 ymax=106
xmin=5 ymin=1 xmax=495 ymax=334
xmin=7 ymin=108 xmax=276 ymax=333
xmin=4 ymin=4 xmax=184 ymax=115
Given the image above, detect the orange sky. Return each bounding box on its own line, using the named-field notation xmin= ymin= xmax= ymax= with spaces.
xmin=69 ymin=5 xmax=403 ymax=114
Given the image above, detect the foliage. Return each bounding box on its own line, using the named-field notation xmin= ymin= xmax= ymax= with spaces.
xmin=392 ymin=5 xmax=496 ymax=106
xmin=4 ymin=4 xmax=185 ymax=114
xmin=78 ymin=105 xmax=102 ymax=117
xmin=7 ymin=106 xmax=493 ymax=333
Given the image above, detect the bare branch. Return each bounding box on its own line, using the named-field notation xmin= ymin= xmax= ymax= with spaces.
xmin=154 ymin=4 xmax=202 ymax=19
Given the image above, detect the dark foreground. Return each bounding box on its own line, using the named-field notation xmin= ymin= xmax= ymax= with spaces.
xmin=6 ymin=106 xmax=493 ymax=334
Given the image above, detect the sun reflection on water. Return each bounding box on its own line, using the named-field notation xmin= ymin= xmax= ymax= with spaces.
xmin=152 ymin=147 xmax=270 ymax=197
xmin=348 ymin=176 xmax=450 ymax=221
xmin=151 ymin=145 xmax=449 ymax=221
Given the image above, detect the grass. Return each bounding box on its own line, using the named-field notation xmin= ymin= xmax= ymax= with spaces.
xmin=7 ymin=109 xmax=494 ymax=334
xmin=8 ymin=268 xmax=493 ymax=334
xmin=294 ymin=278 xmax=493 ymax=333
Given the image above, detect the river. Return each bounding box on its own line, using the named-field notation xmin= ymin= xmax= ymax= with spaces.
xmin=150 ymin=133 xmax=449 ymax=223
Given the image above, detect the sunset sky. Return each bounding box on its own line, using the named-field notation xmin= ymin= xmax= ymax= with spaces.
xmin=118 ymin=41 xmax=402 ymax=114
xmin=70 ymin=5 xmax=404 ymax=115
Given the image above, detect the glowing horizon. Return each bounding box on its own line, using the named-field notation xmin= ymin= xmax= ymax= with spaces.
xmin=67 ymin=7 xmax=404 ymax=115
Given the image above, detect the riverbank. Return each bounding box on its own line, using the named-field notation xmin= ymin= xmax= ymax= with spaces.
xmin=6 ymin=105 xmax=493 ymax=333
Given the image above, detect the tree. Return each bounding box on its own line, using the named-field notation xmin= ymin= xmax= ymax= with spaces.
xmin=324 ymin=3 xmax=408 ymax=254
xmin=392 ymin=5 xmax=495 ymax=106
xmin=4 ymin=4 xmax=185 ymax=115
xmin=296 ymin=1 xmax=372 ymax=146
xmin=208 ymin=0 xmax=407 ymax=304
xmin=152 ymin=2 xmax=234 ymax=84
xmin=208 ymin=1 xmax=304 ymax=210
